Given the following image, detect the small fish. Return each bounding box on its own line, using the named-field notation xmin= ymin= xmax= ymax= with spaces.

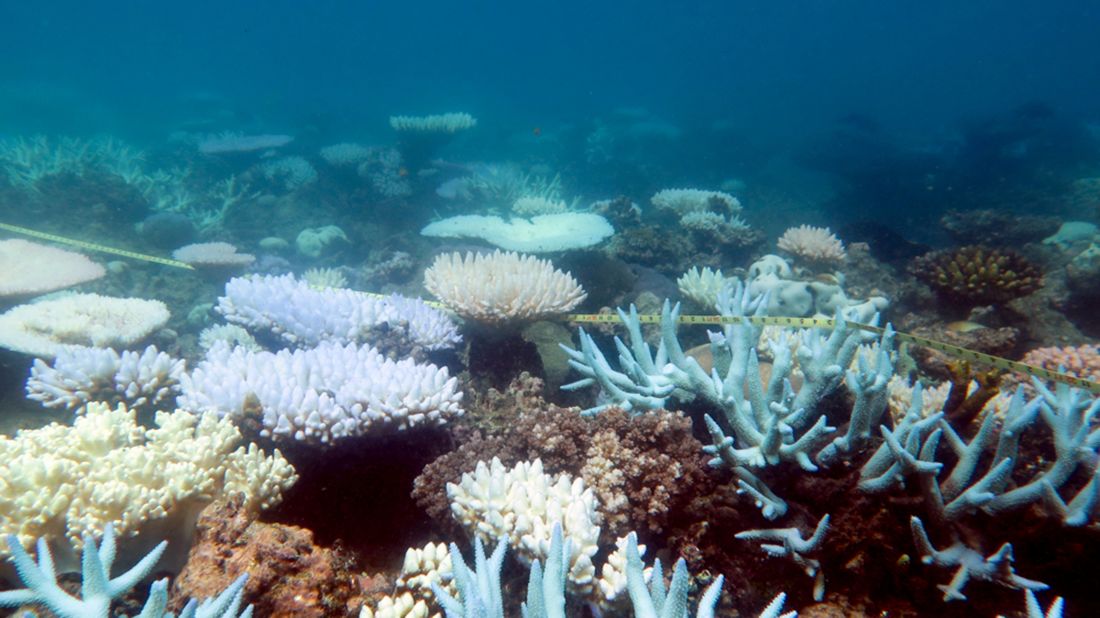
xmin=946 ymin=320 xmax=987 ymax=333
xmin=532 ymin=126 xmax=542 ymax=137
xmin=397 ymin=167 xmax=409 ymax=177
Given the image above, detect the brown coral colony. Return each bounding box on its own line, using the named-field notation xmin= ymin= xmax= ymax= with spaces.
xmin=910 ymin=245 xmax=1042 ymax=306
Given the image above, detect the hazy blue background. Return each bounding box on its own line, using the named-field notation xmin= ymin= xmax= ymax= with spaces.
xmin=3 ymin=0 xmax=1098 ymax=147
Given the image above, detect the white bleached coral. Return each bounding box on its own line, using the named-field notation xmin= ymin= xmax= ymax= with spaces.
xmin=25 ymin=345 xmax=184 ymax=412
xmin=447 ymin=457 xmax=601 ymax=591
xmin=777 ymin=224 xmax=846 ymax=266
xmin=0 ymin=239 xmax=105 ymax=298
xmin=359 ymin=541 xmax=454 ymax=618
xmin=172 ymin=242 xmax=255 ymax=268
xmin=178 ymin=341 xmax=464 ymax=445
xmin=389 ymin=113 xmax=477 ymax=133
xmin=424 ymin=250 xmax=586 ymax=324
xmin=0 ymin=402 xmax=296 ymax=559
xmin=216 ymin=274 xmax=460 ymax=355
xmin=0 ymin=294 xmax=170 ymax=358
xmin=420 ymin=213 xmax=614 ymax=253
xmin=651 ymin=188 xmax=741 ymax=215
xmin=677 ymin=266 xmax=731 ymax=308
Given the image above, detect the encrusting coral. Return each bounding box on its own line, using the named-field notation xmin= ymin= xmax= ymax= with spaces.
xmin=909 ymin=245 xmax=1042 ymax=307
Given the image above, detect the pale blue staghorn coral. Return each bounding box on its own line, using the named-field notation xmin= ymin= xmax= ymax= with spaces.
xmin=622 ymin=532 xmax=723 ymax=618
xmin=0 ymin=523 xmax=251 ymax=618
xmin=860 ymin=380 xmax=1100 ymax=528
xmin=736 ymin=514 xmax=830 ymax=601
xmin=521 ymin=523 xmax=569 ymax=618
xmin=561 ymin=280 xmax=891 ymax=519
xmin=432 ymin=535 xmax=508 ymax=618
xmin=909 ymin=516 xmax=1047 ymax=602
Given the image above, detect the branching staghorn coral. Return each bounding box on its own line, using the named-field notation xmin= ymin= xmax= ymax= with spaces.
xmin=860 ymin=381 xmax=1100 ymax=529
xmin=561 ymin=280 xmax=890 ymax=519
xmin=0 ymin=523 xmax=252 ymax=618
xmin=909 ymin=516 xmax=1048 ymax=602
xmin=736 ymin=514 xmax=830 ymax=601
xmin=26 ymin=345 xmax=184 ymax=413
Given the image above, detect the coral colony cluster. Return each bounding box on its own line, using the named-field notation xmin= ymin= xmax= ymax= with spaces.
xmin=0 ymin=109 xmax=1098 ymax=618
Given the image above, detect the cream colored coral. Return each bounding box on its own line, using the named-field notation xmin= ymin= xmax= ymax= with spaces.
xmin=0 ymin=402 xmax=296 ymax=558
xmin=0 ymin=293 xmax=169 ymax=358
xmin=447 ymin=457 xmax=601 ymax=590
xmin=302 ymin=267 xmax=348 ymax=289
xmin=595 ymin=535 xmax=651 ymax=605
xmin=359 ymin=593 xmax=434 ymax=618
xmin=359 ymin=541 xmax=452 ymax=618
xmin=396 ymin=541 xmax=454 ymax=598
xmin=425 ymin=250 xmax=586 ymax=324
xmin=677 ymin=266 xmax=729 ymax=309
xmin=0 ymin=239 xmax=105 ymax=298
xmin=777 ymin=225 xmax=846 ymax=265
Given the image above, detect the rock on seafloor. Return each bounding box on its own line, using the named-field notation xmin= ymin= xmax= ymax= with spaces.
xmin=171 ymin=496 xmax=364 ymax=617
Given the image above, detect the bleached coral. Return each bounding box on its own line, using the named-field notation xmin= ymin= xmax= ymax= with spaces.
xmin=172 ymin=242 xmax=255 ymax=268
xmin=679 ymin=210 xmax=749 ymax=233
xmin=198 ymin=132 xmax=293 ymax=154
xmin=0 ymin=239 xmax=105 ymax=298
xmin=197 ymin=324 xmax=261 ymax=353
xmin=447 ymin=457 xmax=601 ymax=592
xmin=777 ymin=225 xmax=846 ymax=266
xmin=677 ymin=266 xmax=731 ymax=308
xmin=424 ymin=250 xmax=586 ymax=324
xmin=302 ymin=267 xmax=348 ymax=289
xmin=420 ymin=213 xmax=614 ymax=253
xmin=0 ymin=402 xmax=296 ymax=558
xmin=261 ymin=155 xmax=318 ymax=191
xmin=357 ymin=147 xmax=411 ymax=198
xmin=178 ymin=341 xmax=464 ymax=444
xmin=217 ymin=274 xmax=460 ymax=355
xmin=511 ymin=196 xmax=570 ymax=217
xmin=651 ymin=188 xmax=741 ymax=215
xmin=25 ymin=345 xmax=184 ymax=412
xmin=0 ymin=294 xmax=170 ymax=358
xmin=360 ymin=541 xmax=454 ymax=618
xmin=320 ymin=142 xmax=373 ymax=166
xmin=389 ymin=113 xmax=477 ymax=133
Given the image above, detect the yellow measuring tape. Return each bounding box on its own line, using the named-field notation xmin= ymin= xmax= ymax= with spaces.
xmin=362 ymin=291 xmax=1098 ymax=393
xmin=567 ymin=312 xmax=1100 ymax=394
xmin=0 ymin=222 xmax=194 ymax=270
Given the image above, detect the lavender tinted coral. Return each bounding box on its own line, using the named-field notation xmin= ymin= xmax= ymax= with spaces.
xmin=216 ymin=274 xmax=460 ymax=357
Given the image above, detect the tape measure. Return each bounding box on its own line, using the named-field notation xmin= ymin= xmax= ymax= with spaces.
xmin=0 ymin=222 xmax=194 ymax=270
xmin=567 ymin=312 xmax=1100 ymax=394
